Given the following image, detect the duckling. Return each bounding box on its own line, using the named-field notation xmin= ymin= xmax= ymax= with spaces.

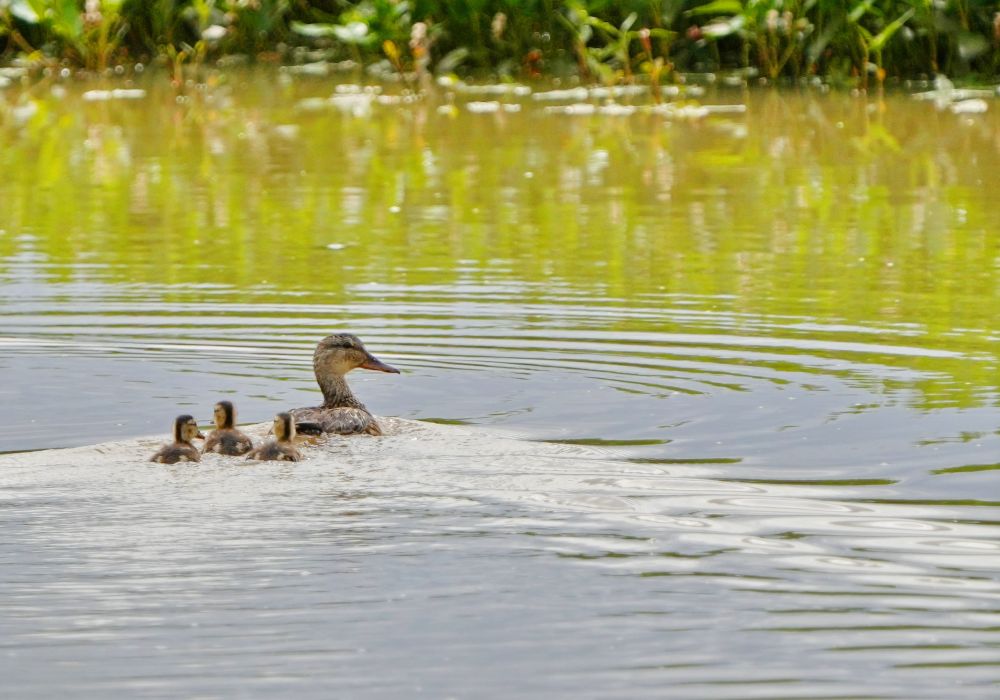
xmin=150 ymin=414 xmax=205 ymax=464
xmin=202 ymin=400 xmax=254 ymax=456
xmin=290 ymin=333 xmax=399 ymax=436
xmin=246 ymin=412 xmax=303 ymax=462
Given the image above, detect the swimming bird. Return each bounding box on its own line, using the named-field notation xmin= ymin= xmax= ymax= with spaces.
xmin=150 ymin=414 xmax=205 ymax=464
xmin=202 ymin=400 xmax=254 ymax=456
xmin=246 ymin=412 xmax=303 ymax=462
xmin=290 ymin=333 xmax=399 ymax=436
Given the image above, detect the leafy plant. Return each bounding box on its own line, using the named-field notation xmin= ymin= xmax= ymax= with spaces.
xmin=0 ymin=1 xmax=998 ymax=82
xmin=686 ymin=0 xmax=815 ymax=80
xmin=848 ymin=1 xmax=915 ymax=90
xmin=562 ymin=2 xmax=673 ymax=84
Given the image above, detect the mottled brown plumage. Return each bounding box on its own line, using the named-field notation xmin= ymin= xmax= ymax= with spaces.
xmin=247 ymin=412 xmax=303 ymax=462
xmin=203 ymin=401 xmax=254 ymax=456
xmin=289 ymin=334 xmax=399 ymax=436
xmin=150 ymin=415 xmax=205 ymax=464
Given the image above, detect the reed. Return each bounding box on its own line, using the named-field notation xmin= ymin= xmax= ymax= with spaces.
xmin=2 ymin=1 xmax=998 ymax=83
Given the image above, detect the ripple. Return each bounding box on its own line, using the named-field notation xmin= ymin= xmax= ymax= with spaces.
xmin=6 ymin=80 xmax=1000 ymax=699
xmin=705 ymin=496 xmax=872 ymax=514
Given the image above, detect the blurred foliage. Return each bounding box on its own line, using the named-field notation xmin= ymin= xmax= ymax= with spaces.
xmin=1 ymin=1 xmax=999 ymax=82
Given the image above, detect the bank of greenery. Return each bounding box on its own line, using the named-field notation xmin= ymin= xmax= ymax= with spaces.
xmin=2 ymin=1 xmax=999 ymax=86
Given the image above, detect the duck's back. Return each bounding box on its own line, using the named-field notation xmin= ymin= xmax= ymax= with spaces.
xmin=290 ymin=406 xmax=381 ymax=436
xmin=151 ymin=443 xmax=201 ymax=464
xmin=204 ymin=428 xmax=254 ymax=456
xmin=247 ymin=440 xmax=302 ymax=462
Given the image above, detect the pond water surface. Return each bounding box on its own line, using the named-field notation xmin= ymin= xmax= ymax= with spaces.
xmin=1 ymin=70 xmax=999 ymax=697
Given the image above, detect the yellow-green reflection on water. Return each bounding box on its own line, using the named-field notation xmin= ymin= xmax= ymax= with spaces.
xmin=3 ymin=69 xmax=1000 ymax=699
xmin=3 ymin=72 xmax=1000 ymax=423
xmin=3 ymin=75 xmax=999 ymax=308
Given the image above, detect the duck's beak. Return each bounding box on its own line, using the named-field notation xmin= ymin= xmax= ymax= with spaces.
xmin=360 ymin=353 xmax=400 ymax=374
xmin=196 ymin=431 xmax=206 ymax=440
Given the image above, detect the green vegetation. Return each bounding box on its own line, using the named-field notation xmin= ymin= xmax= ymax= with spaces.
xmin=1 ymin=1 xmax=999 ymax=84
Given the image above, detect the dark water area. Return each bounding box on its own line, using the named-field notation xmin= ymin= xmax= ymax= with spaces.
xmin=1 ymin=70 xmax=999 ymax=697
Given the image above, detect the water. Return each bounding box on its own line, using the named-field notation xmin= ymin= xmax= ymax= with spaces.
xmin=1 ymin=70 xmax=999 ymax=697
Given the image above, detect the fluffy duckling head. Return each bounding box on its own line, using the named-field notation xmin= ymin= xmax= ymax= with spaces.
xmin=314 ymin=333 xmax=400 ymax=378
xmin=273 ymin=412 xmax=296 ymax=442
xmin=174 ymin=414 xmax=205 ymax=444
xmin=213 ymin=401 xmax=236 ymax=430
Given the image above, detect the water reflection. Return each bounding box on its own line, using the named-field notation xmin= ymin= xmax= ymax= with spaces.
xmin=2 ymin=74 xmax=999 ymax=332
xmin=2 ymin=70 xmax=1000 ymax=696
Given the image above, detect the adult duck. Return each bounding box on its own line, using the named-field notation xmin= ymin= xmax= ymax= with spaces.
xmin=290 ymin=333 xmax=399 ymax=436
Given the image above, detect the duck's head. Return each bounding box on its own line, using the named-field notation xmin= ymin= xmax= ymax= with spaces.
xmin=213 ymin=400 xmax=236 ymax=429
xmin=174 ymin=414 xmax=205 ymax=443
xmin=273 ymin=411 xmax=296 ymax=441
xmin=313 ymin=333 xmax=400 ymax=377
